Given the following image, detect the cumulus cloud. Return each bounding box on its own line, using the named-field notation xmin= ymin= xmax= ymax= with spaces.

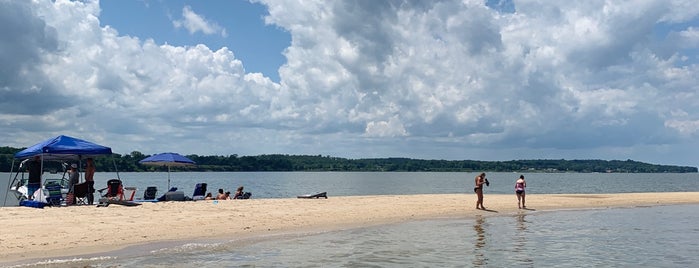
xmin=260 ymin=0 xmax=699 ymax=163
xmin=0 ymin=1 xmax=60 ymax=115
xmin=1 ymin=0 xmax=698 ymax=166
xmin=173 ymin=5 xmax=227 ymax=37
xmin=364 ymin=115 xmax=408 ymax=137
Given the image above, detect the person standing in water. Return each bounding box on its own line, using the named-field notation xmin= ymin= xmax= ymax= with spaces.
xmin=515 ymin=175 xmax=527 ymax=209
xmin=474 ymin=173 xmax=487 ymax=210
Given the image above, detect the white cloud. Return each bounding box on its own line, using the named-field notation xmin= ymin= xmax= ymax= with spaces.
xmin=666 ymin=119 xmax=699 ymax=136
xmin=172 ymin=5 xmax=227 ymax=37
xmin=364 ymin=116 xmax=408 ymax=137
xmin=1 ymin=0 xmax=699 ymax=166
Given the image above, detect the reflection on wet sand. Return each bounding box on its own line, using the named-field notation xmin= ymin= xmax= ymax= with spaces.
xmin=513 ymin=213 xmax=534 ymax=266
xmin=472 ymin=215 xmax=487 ymax=266
xmin=516 ymin=213 xmax=527 ymax=234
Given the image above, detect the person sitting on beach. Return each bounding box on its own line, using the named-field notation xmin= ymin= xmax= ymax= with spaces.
xmin=216 ymin=188 xmax=226 ymax=200
xmin=233 ymin=186 xmax=244 ymax=199
xmin=515 ymin=175 xmax=527 ymax=209
xmin=224 ymin=191 xmax=231 ymax=199
xmin=204 ymin=192 xmax=213 ymax=200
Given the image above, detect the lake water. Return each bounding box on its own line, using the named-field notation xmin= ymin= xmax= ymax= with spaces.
xmin=2 ymin=172 xmax=698 ymax=267
xmin=5 ymin=171 xmax=697 ymax=200
xmin=10 ymin=204 xmax=699 ymax=267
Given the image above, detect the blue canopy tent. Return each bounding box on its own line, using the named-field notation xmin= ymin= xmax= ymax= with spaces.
xmin=3 ymin=135 xmax=114 ymax=206
xmin=14 ymin=135 xmax=112 ymax=160
xmin=139 ymin=152 xmax=196 ymax=189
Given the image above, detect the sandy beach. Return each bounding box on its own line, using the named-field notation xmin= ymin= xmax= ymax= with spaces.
xmin=1 ymin=192 xmax=698 ymax=265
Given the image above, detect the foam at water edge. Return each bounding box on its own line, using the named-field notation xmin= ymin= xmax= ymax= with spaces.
xmin=6 ymin=256 xmax=115 ymax=268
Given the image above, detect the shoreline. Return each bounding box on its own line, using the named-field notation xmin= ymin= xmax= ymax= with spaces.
xmin=2 ymin=192 xmax=699 ymax=265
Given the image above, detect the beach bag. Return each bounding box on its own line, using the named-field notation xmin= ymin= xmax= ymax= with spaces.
xmin=65 ymin=193 xmax=74 ymax=206
xmin=33 ymin=188 xmax=48 ymax=203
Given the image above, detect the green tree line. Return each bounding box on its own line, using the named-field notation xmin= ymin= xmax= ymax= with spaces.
xmin=1 ymin=146 xmax=696 ymax=173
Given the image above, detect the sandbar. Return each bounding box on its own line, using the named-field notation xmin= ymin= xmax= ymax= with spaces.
xmin=1 ymin=192 xmax=698 ymax=265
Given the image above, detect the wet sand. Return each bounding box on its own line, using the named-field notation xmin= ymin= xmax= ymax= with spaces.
xmin=1 ymin=192 xmax=698 ymax=265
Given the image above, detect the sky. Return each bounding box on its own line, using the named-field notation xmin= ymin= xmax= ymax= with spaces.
xmin=1 ymin=0 xmax=699 ymax=167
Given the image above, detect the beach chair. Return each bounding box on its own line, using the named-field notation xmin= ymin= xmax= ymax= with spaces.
xmin=143 ymin=186 xmax=158 ymax=200
xmin=73 ymin=182 xmax=90 ymax=205
xmin=45 ymin=181 xmax=63 ymax=206
xmin=123 ymin=187 xmax=137 ymax=201
xmin=192 ymin=183 xmax=207 ymax=200
xmin=98 ymin=179 xmax=124 ymax=200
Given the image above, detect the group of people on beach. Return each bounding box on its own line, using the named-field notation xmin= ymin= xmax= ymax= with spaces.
xmin=66 ymin=158 xmax=97 ymax=205
xmin=473 ymin=172 xmax=526 ymax=210
xmin=204 ymin=186 xmax=248 ymax=200
xmin=30 ymin=155 xmax=522 ymax=209
xmin=27 ymin=156 xmax=97 ymax=205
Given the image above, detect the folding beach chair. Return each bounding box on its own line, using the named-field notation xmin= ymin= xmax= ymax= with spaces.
xmin=143 ymin=186 xmax=158 ymax=200
xmin=123 ymin=187 xmax=137 ymax=201
xmin=98 ymin=179 xmax=124 ymax=200
xmin=192 ymin=183 xmax=207 ymax=200
xmin=45 ymin=181 xmax=63 ymax=206
xmin=73 ymin=182 xmax=90 ymax=205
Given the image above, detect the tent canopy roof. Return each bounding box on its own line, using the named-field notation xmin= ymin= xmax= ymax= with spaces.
xmin=14 ymin=135 xmax=113 ymax=160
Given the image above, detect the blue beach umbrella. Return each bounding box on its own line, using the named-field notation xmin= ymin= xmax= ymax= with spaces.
xmin=139 ymin=152 xmax=195 ymax=189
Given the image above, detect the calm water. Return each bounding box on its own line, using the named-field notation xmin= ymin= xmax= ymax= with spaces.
xmin=10 ymin=204 xmax=699 ymax=267
xmin=5 ymin=171 xmax=697 ymax=200
xmin=2 ymin=172 xmax=698 ymax=267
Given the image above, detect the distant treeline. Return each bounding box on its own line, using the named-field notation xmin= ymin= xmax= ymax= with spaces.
xmin=1 ymin=146 xmax=696 ymax=173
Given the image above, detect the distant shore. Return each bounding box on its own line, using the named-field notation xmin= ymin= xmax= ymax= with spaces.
xmin=1 ymin=192 xmax=699 ymax=265
xmin=1 ymin=154 xmax=696 ymax=173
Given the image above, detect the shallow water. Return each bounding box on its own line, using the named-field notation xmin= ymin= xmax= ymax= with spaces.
xmin=2 ymin=172 xmax=698 ymax=267
xmin=4 ymin=172 xmax=697 ymax=201
xmin=10 ymin=204 xmax=698 ymax=267
xmin=213 ymin=205 xmax=699 ymax=267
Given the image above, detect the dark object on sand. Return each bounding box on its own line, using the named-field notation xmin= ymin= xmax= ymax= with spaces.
xmin=144 ymin=186 xmax=158 ymax=200
xmin=297 ymin=192 xmax=328 ymax=199
xmin=97 ymin=198 xmax=142 ymax=207
xmin=20 ymin=200 xmax=46 ymax=209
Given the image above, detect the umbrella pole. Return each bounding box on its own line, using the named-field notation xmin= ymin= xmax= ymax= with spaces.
xmin=167 ymin=166 xmax=171 ymax=189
